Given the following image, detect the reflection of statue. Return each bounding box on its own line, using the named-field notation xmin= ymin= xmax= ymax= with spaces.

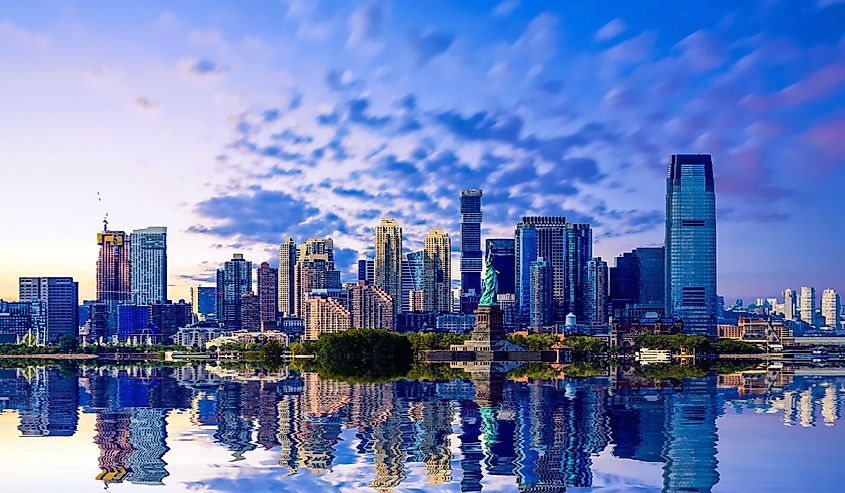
xmin=479 ymin=250 xmax=498 ymax=307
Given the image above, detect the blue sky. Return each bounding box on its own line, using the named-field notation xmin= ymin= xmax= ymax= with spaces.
xmin=0 ymin=0 xmax=843 ymax=302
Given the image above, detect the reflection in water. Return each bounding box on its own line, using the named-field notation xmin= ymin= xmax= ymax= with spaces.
xmin=0 ymin=363 xmax=843 ymax=492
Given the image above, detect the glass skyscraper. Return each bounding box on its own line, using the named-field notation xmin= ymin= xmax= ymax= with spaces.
xmin=485 ymin=238 xmax=515 ymax=295
xmin=460 ymin=189 xmax=483 ymax=311
xmin=216 ymin=253 xmax=253 ymax=330
xmin=401 ymin=250 xmax=424 ymax=312
xmin=665 ymin=154 xmax=717 ymax=337
xmin=610 ymin=247 xmax=665 ymax=323
xmin=130 ymin=226 xmax=167 ymax=305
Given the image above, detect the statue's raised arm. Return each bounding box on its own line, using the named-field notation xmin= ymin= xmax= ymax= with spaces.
xmin=479 ymin=249 xmax=498 ymax=307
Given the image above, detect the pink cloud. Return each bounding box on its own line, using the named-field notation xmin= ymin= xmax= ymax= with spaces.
xmin=779 ymin=61 xmax=845 ymax=106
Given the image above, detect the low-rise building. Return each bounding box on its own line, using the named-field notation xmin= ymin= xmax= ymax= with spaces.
xmin=436 ymin=313 xmax=476 ymax=334
xmin=174 ymin=326 xmax=222 ymax=349
xmin=205 ymin=330 xmax=289 ymax=349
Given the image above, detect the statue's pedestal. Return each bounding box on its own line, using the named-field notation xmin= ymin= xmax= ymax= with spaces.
xmin=462 ymin=305 xmax=505 ymax=352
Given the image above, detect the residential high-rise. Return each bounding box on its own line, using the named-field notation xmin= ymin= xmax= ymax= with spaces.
xmin=295 ymin=238 xmax=341 ymax=323
xmin=129 ymin=227 xmax=167 ymax=305
xmin=374 ymin=218 xmax=403 ymax=315
xmin=357 ymin=258 xmax=374 ymax=283
xmin=782 ymin=288 xmax=797 ymax=321
xmin=460 ymin=189 xmax=483 ymax=311
xmin=565 ymin=223 xmax=592 ymax=320
xmin=821 ymin=289 xmax=840 ymax=329
xmin=18 ymin=277 xmax=79 ymax=344
xmin=347 ymin=281 xmax=394 ymax=330
xmin=216 ymin=253 xmax=253 ymax=330
xmin=401 ymin=250 xmax=424 ymax=312
xmin=303 ymin=295 xmax=350 ymax=341
xmin=423 ymin=229 xmax=451 ymax=313
xmin=190 ymin=286 xmax=216 ymax=322
xmin=515 ymin=217 xmax=566 ymax=322
xmin=529 ymin=258 xmax=552 ymax=329
xmin=257 ymin=262 xmax=278 ymax=330
xmin=585 ymin=258 xmax=609 ymax=325
xmin=799 ymin=286 xmax=815 ymax=324
xmin=278 ymin=238 xmax=297 ymax=317
xmin=240 ymin=292 xmax=260 ymax=331
xmin=96 ymin=230 xmax=131 ymax=305
xmin=665 ymin=154 xmax=717 ymax=337
xmin=485 ymin=239 xmax=515 ymax=295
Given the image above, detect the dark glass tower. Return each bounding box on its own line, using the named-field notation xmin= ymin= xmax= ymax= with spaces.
xmin=610 ymin=247 xmax=665 ymax=322
xmin=665 ymin=154 xmax=717 ymax=337
xmin=485 ymin=238 xmax=515 ymax=295
xmin=459 ymin=189 xmax=483 ymax=311
xmin=216 ymin=253 xmax=253 ymax=330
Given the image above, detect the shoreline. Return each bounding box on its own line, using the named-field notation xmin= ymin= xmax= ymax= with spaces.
xmin=0 ymin=353 xmax=100 ymax=360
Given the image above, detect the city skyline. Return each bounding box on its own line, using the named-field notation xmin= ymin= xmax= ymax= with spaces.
xmin=1 ymin=1 xmax=844 ymax=303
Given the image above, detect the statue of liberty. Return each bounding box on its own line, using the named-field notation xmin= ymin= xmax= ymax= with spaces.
xmin=479 ymin=249 xmax=498 ymax=307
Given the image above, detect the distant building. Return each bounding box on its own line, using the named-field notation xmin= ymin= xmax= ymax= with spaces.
xmin=18 ymin=277 xmax=79 ymax=344
xmin=129 ymin=227 xmax=167 ymax=305
xmin=150 ymin=301 xmax=192 ymax=340
xmin=174 ymin=326 xmax=221 ymax=349
xmin=295 ymin=238 xmax=341 ymax=324
xmin=436 ymin=313 xmax=475 ymax=334
xmin=190 ymin=286 xmax=216 ymax=323
xmin=278 ymin=238 xmax=298 ymax=317
xmin=485 ymin=238 xmax=515 ymax=295
xmin=585 ymin=258 xmax=609 ymax=325
xmin=257 ymin=262 xmax=278 ymax=329
xmin=0 ymin=300 xmax=33 ymax=343
xmin=423 ymin=229 xmax=451 ymax=313
xmin=303 ymin=296 xmax=350 ymax=341
xmin=799 ymin=286 xmax=815 ymax=325
xmin=216 ymin=253 xmax=252 ymax=330
xmin=821 ymin=289 xmax=840 ymax=329
xmin=401 ymin=250 xmax=424 ymax=311
xmin=665 ymin=154 xmax=717 ymax=337
xmin=374 ymin=217 xmax=403 ymax=316
xmin=407 ymin=289 xmax=425 ymax=312
xmin=96 ymin=230 xmax=131 ymax=305
xmin=460 ymin=189 xmax=483 ymax=312
xmin=610 ymin=247 xmax=665 ymax=323
xmin=240 ymin=292 xmax=260 ymax=332
xmin=357 ymin=258 xmax=374 ymax=284
xmin=782 ymin=288 xmax=797 ymax=321
xmin=564 ymin=223 xmax=592 ymax=320
xmin=346 ymin=281 xmax=394 ymax=330
xmin=515 ymin=217 xmax=566 ymax=323
xmin=116 ymin=305 xmax=154 ymax=343
xmin=529 ymin=257 xmax=552 ymax=329
xmin=395 ymin=312 xmax=437 ymax=333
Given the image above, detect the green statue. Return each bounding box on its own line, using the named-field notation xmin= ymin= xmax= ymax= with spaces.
xmin=479 ymin=249 xmax=498 ymax=307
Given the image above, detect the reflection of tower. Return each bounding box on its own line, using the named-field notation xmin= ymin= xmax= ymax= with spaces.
xmin=370 ymin=396 xmax=406 ymax=491
xmin=662 ymin=377 xmax=720 ymax=493
xmin=298 ymin=373 xmax=346 ymax=473
xmin=214 ymin=382 xmax=257 ymax=461
xmin=782 ymin=390 xmax=798 ymax=426
xmin=458 ymin=399 xmax=484 ymax=492
xmin=419 ymin=399 xmax=454 ymax=485
xmin=799 ymin=389 xmax=815 ymax=428
xmin=18 ymin=367 xmax=79 ymax=437
xmin=257 ymin=381 xmax=281 ymax=449
xmin=277 ymin=394 xmax=303 ymax=472
xmin=821 ymin=385 xmax=838 ymax=426
xmin=95 ymin=410 xmax=134 ymax=483
xmin=127 ymin=408 xmax=169 ymax=485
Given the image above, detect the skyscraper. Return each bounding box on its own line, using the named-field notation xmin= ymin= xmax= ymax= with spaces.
xmin=514 ymin=217 xmax=566 ymax=322
xmin=529 ymin=258 xmax=552 ymax=329
xmin=18 ymin=277 xmax=79 ymax=344
xmin=303 ymin=296 xmax=350 ymax=341
xmin=347 ymin=281 xmax=394 ymax=330
xmin=585 ymin=258 xmax=609 ymax=325
xmin=374 ymin=218 xmax=403 ymax=315
xmin=97 ymin=229 xmax=131 ymax=305
xmin=216 ymin=253 xmax=252 ymax=330
xmin=295 ymin=238 xmax=341 ymax=323
xmin=240 ymin=292 xmax=259 ymax=331
xmin=665 ymin=154 xmax=717 ymax=337
xmin=401 ymin=250 xmax=424 ymax=312
xmin=565 ymin=223 xmax=592 ymax=320
xmin=278 ymin=238 xmax=297 ymax=317
xmin=609 ymin=247 xmax=665 ymax=322
xmin=484 ymin=239 xmax=515 ymax=295
xmin=460 ymin=189 xmax=483 ymax=310
xmin=423 ymin=229 xmax=451 ymax=313
xmin=258 ymin=262 xmax=278 ymax=329
xmin=821 ymin=289 xmax=840 ymax=329
xmin=357 ymin=258 xmax=374 ymax=283
xmin=129 ymin=227 xmax=167 ymax=305
xmin=782 ymin=288 xmax=796 ymax=321
xmin=190 ymin=286 xmax=216 ymax=322
xmin=799 ymin=286 xmax=815 ymax=324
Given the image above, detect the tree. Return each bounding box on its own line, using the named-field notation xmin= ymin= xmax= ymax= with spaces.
xmin=57 ymin=335 xmax=78 ymax=353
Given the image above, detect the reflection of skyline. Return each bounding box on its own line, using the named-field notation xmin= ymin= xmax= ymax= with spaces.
xmin=0 ymin=364 xmax=843 ymax=491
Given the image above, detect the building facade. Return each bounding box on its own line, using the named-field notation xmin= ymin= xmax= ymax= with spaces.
xmin=782 ymin=288 xmax=796 ymax=321
xmin=565 ymin=223 xmax=592 ymax=320
xmin=347 ymin=281 xmax=394 ymax=330
xmin=585 ymin=257 xmax=609 ymax=325
xmin=374 ymin=218 xmax=403 ymax=316
xmin=295 ymin=238 xmax=341 ymax=323
xmin=485 ymin=238 xmax=515 ymax=295
xmin=240 ymin=292 xmax=260 ymax=332
xmin=150 ymin=301 xmax=192 ymax=340
xmin=515 ymin=217 xmax=566 ymax=323
xmin=529 ymin=257 xmax=552 ymax=329
xmin=357 ymin=258 xmax=374 ymax=284
xmin=258 ymin=262 xmax=278 ymax=329
xmin=665 ymin=154 xmax=717 ymax=337
xmin=216 ymin=253 xmax=253 ymax=330
xmin=821 ymin=289 xmax=840 ymax=329
xmin=278 ymin=238 xmax=297 ymax=317
xmin=401 ymin=251 xmax=424 ymax=312
xmin=303 ymin=296 xmax=350 ymax=341
xmin=129 ymin=227 xmax=167 ymax=305
xmin=423 ymin=229 xmax=451 ymax=313
xmin=18 ymin=277 xmax=79 ymax=344
xmin=190 ymin=286 xmax=216 ymax=322
xmin=799 ymin=286 xmax=815 ymax=325
xmin=96 ymin=230 xmax=131 ymax=305
xmin=459 ymin=189 xmax=483 ymax=310
xmin=610 ymin=247 xmax=665 ymax=323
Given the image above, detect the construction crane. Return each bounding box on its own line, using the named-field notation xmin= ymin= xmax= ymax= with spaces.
xmin=97 ymin=191 xmax=109 ymax=231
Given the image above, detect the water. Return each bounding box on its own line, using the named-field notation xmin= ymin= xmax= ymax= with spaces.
xmin=0 ymin=362 xmax=842 ymax=492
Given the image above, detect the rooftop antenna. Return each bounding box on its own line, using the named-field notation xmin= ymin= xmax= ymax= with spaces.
xmin=97 ymin=191 xmax=109 ymax=232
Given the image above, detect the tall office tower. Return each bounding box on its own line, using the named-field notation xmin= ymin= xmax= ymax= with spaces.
xmin=821 ymin=289 xmax=840 ymax=329
xmin=295 ymin=238 xmax=341 ymax=322
xmin=529 ymin=258 xmax=552 ymax=329
xmin=374 ymin=218 xmax=403 ymax=315
xmin=585 ymin=258 xmax=609 ymax=325
xmin=799 ymin=286 xmax=815 ymax=324
xmin=18 ymin=277 xmax=79 ymax=344
xmin=357 ymin=258 xmax=374 ymax=283
xmin=485 ymin=239 xmax=515 ymax=295
xmin=216 ymin=253 xmax=253 ymax=330
xmin=257 ymin=262 xmax=278 ymax=329
xmin=240 ymin=292 xmax=260 ymax=331
xmin=665 ymin=154 xmax=717 ymax=337
xmin=401 ymin=250 xmax=424 ymax=311
xmin=190 ymin=286 xmax=216 ymax=322
xmin=303 ymin=296 xmax=350 ymax=341
xmin=782 ymin=288 xmax=797 ymax=321
xmin=514 ymin=217 xmax=566 ymax=322
xmin=423 ymin=229 xmax=452 ymax=313
xmin=565 ymin=223 xmax=592 ymax=320
xmin=459 ymin=189 xmax=483 ymax=309
xmin=129 ymin=227 xmax=167 ymax=305
xmin=278 ymin=238 xmax=297 ymax=317
xmin=347 ymin=281 xmax=394 ymax=330
xmin=609 ymin=247 xmax=665 ymax=322
xmin=96 ymin=229 xmax=131 ymax=305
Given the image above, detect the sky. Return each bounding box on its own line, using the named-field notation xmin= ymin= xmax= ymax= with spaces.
xmin=0 ymin=0 xmax=843 ymax=304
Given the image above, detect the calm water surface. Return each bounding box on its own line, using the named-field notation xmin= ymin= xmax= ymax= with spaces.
xmin=0 ymin=362 xmax=842 ymax=492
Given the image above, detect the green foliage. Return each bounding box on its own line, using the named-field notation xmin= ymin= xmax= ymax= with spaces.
xmin=711 ymin=339 xmax=764 ymax=354
xmin=57 ymin=336 xmax=79 ymax=353
xmin=289 ymin=340 xmax=319 ymax=355
xmin=506 ymin=333 xmax=558 ymax=350
xmin=507 ymin=362 xmax=561 ymax=380
xmin=316 ymin=329 xmax=413 ymax=381
xmin=563 ymin=361 xmax=608 ymax=378
xmin=405 ymin=363 xmax=469 ymax=381
xmin=406 ymin=332 xmax=469 ymax=352
xmin=563 ymin=335 xmax=607 ymax=355
xmin=634 ymin=363 xmax=708 ymax=380
xmin=633 ymin=334 xmax=712 ymax=352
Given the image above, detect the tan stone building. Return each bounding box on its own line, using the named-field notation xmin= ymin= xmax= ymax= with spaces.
xmin=374 ymin=217 xmax=403 ymax=316
xmin=423 ymin=229 xmax=451 ymax=313
xmin=303 ymin=295 xmax=350 ymax=341
xmin=347 ymin=281 xmax=394 ymax=330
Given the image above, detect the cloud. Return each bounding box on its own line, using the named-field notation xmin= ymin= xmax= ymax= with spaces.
xmin=348 ymin=1 xmax=384 ymax=46
xmin=779 ymin=61 xmax=845 ymax=106
xmin=325 ymin=69 xmax=363 ymax=92
xmin=675 ymin=30 xmax=727 ymax=71
xmin=407 ymin=28 xmax=455 ymax=65
xmin=0 ymin=20 xmax=50 ymax=50
xmin=184 ymin=57 xmax=223 ymax=76
xmin=805 ymin=118 xmax=845 ymax=159
xmin=594 ymin=18 xmax=626 ymax=41
xmin=492 ymin=0 xmax=520 ymax=17
xmin=132 ymin=96 xmax=158 ymax=112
